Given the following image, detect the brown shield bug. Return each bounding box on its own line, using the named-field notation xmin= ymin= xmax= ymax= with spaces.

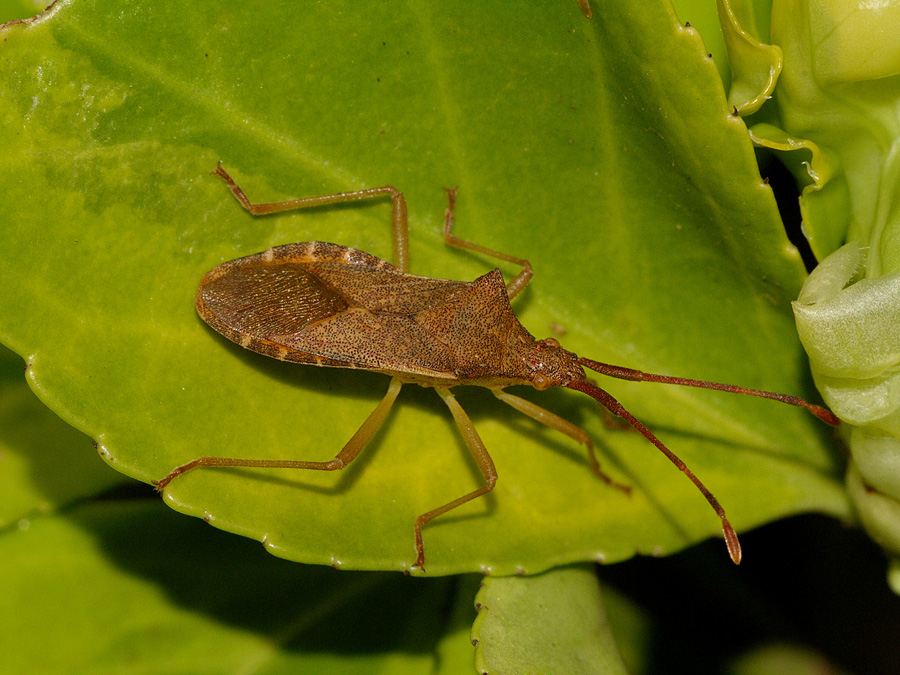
xmin=155 ymin=163 xmax=839 ymax=570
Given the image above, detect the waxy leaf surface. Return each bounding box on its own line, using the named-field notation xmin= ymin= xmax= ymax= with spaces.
xmin=0 ymin=0 xmax=847 ymax=575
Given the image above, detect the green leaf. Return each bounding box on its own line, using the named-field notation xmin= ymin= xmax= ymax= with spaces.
xmin=0 ymin=0 xmax=47 ymax=25
xmin=0 ymin=343 xmax=124 ymax=529
xmin=726 ymin=643 xmax=850 ymax=675
xmin=0 ymin=0 xmax=846 ymax=576
xmin=472 ymin=565 xmax=629 ymax=674
xmin=0 ymin=499 xmax=467 ymax=674
xmin=722 ymin=0 xmax=900 ymax=574
xmin=717 ymin=0 xmax=782 ymax=114
xmin=747 ymin=122 xmax=851 ymax=260
xmin=722 ymin=0 xmax=900 ymax=262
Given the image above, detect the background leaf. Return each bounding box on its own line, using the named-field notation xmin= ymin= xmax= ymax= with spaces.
xmin=472 ymin=565 xmax=629 ymax=674
xmin=0 ymin=343 xmax=124 ymax=528
xmin=6 ymin=1 xmax=899 ymax=673
xmin=0 ymin=499 xmax=473 ymax=674
xmin=0 ymin=0 xmax=847 ymax=577
xmin=0 ymin=0 xmax=45 ymax=24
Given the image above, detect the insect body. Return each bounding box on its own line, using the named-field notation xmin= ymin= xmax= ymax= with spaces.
xmin=155 ymin=164 xmax=839 ymax=571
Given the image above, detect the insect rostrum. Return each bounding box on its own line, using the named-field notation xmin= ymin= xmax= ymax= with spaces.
xmin=155 ymin=164 xmax=839 ymax=571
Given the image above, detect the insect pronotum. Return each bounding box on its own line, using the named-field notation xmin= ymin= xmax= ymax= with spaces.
xmin=155 ymin=163 xmax=839 ymax=570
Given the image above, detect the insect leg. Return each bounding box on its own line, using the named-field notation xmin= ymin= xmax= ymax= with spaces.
xmin=213 ymin=163 xmax=411 ymax=272
xmin=441 ymin=188 xmax=533 ymax=300
xmin=413 ymin=387 xmax=499 ymax=570
xmin=491 ymin=388 xmax=630 ymax=493
xmin=155 ymin=378 xmax=403 ymax=489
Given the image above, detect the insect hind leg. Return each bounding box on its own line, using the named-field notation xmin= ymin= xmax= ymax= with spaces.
xmin=155 ymin=378 xmax=403 ymax=488
xmin=212 ymin=163 xmax=411 ymax=272
xmin=413 ymin=387 xmax=499 ymax=571
xmin=441 ymin=187 xmax=533 ymax=300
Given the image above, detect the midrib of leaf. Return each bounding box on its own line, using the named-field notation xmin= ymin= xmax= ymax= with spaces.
xmin=51 ymin=10 xmax=367 ymax=187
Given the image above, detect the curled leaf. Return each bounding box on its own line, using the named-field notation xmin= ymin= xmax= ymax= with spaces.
xmin=794 ymin=242 xmax=900 ymax=578
xmin=717 ymin=0 xmax=782 ymax=114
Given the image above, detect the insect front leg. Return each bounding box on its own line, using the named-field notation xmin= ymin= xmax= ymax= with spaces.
xmin=441 ymin=188 xmax=533 ymax=300
xmin=155 ymin=378 xmax=403 ymax=488
xmin=492 ymin=388 xmax=630 ymax=494
xmin=212 ymin=163 xmax=411 ymax=272
xmin=413 ymin=387 xmax=499 ymax=571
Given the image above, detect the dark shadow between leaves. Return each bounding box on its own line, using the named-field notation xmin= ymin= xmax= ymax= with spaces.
xmin=70 ymin=498 xmax=468 ymax=658
xmin=0 ymin=346 xmax=128 ymax=529
xmin=599 ymin=513 xmax=900 ymax=675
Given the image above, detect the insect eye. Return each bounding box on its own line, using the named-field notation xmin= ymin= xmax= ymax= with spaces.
xmin=533 ymin=373 xmax=550 ymax=390
xmin=543 ymin=338 xmax=560 ymax=348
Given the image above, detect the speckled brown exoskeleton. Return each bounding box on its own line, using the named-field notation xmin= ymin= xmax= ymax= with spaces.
xmin=155 ymin=163 xmax=839 ymax=570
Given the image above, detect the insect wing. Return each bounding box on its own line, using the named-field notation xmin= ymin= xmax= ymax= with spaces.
xmin=197 ymin=241 xmax=471 ymax=378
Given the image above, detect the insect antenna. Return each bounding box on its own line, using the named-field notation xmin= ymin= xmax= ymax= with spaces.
xmin=577 ymin=357 xmax=840 ymax=426
xmin=564 ymin=378 xmax=743 ymax=564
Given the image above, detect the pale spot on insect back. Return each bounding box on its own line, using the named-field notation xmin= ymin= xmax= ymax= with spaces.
xmin=262 ymin=248 xmax=275 ymax=263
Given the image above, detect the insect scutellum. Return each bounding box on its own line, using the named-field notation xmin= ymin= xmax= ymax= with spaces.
xmin=155 ymin=163 xmax=839 ymax=571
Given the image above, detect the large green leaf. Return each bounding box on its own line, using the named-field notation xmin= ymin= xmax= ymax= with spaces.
xmin=0 ymin=499 xmax=472 ymax=674
xmin=0 ymin=0 xmax=847 ymax=576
